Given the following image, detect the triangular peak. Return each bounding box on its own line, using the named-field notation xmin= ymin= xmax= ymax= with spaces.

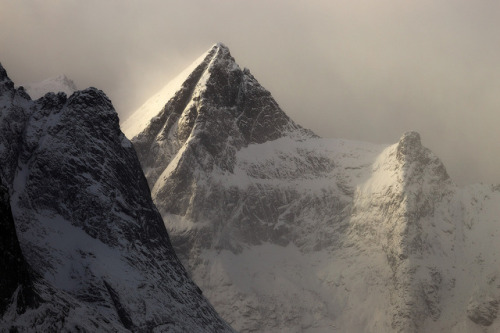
xmin=123 ymin=42 xmax=307 ymax=145
xmin=120 ymin=43 xmax=221 ymax=139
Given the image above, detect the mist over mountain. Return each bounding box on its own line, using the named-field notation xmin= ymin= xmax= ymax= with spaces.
xmin=125 ymin=43 xmax=500 ymax=332
xmin=3 ymin=1 xmax=500 ymax=187
xmin=2 ymin=40 xmax=499 ymax=332
xmin=21 ymin=75 xmax=77 ymax=100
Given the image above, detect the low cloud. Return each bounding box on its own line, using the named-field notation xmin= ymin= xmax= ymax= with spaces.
xmin=1 ymin=0 xmax=499 ymax=185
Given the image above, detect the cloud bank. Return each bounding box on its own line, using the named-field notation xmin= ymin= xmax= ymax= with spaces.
xmin=1 ymin=0 xmax=499 ymax=185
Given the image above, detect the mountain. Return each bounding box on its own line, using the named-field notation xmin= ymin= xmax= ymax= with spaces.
xmin=21 ymin=75 xmax=77 ymax=99
xmin=125 ymin=43 xmax=500 ymax=332
xmin=0 ymin=175 xmax=39 ymax=319
xmin=0 ymin=63 xmax=233 ymax=332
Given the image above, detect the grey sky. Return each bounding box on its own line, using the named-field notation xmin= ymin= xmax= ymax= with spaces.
xmin=1 ymin=1 xmax=499 ymax=185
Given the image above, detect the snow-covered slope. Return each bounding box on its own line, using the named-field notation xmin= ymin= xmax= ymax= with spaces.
xmin=0 ymin=63 xmax=233 ymax=332
xmin=128 ymin=43 xmax=500 ymax=332
xmin=21 ymin=75 xmax=77 ymax=99
xmin=121 ymin=48 xmax=214 ymax=139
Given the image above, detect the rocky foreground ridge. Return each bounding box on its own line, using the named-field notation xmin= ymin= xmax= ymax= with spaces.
xmin=0 ymin=63 xmax=233 ymax=332
xmin=125 ymin=43 xmax=500 ymax=332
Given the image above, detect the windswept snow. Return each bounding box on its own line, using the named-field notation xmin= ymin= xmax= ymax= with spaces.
xmin=120 ymin=45 xmax=218 ymax=139
xmin=21 ymin=75 xmax=77 ymax=99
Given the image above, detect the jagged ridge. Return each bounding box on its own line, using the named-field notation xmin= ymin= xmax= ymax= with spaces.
xmin=0 ymin=62 xmax=233 ymax=332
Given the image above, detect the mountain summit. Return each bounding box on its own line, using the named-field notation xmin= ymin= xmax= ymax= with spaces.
xmin=123 ymin=43 xmax=311 ymax=188
xmin=122 ymin=43 xmax=307 ymax=142
xmin=127 ymin=44 xmax=500 ymax=332
xmin=0 ymin=62 xmax=233 ymax=332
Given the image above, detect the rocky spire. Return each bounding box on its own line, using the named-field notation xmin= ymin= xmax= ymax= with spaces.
xmin=130 ymin=43 xmax=312 ymax=190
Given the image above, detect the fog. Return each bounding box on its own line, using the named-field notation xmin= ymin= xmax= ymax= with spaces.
xmin=1 ymin=1 xmax=499 ymax=186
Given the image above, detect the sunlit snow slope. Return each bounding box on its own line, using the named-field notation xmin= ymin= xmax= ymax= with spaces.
xmin=124 ymin=43 xmax=500 ymax=333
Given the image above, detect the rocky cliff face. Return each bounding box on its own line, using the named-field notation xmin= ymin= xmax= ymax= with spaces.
xmin=0 ymin=177 xmax=39 ymax=317
xmin=126 ymin=43 xmax=500 ymax=332
xmin=0 ymin=62 xmax=233 ymax=332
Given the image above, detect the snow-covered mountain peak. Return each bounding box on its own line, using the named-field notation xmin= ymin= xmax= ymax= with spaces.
xmin=394 ymin=131 xmax=451 ymax=185
xmin=67 ymin=87 xmax=113 ymax=111
xmin=214 ymin=41 xmax=228 ymax=49
xmin=129 ymin=43 xmax=310 ymax=193
xmin=208 ymin=42 xmax=231 ymax=60
xmin=209 ymin=42 xmax=233 ymax=62
xmin=119 ymin=42 xmax=500 ymax=331
xmin=398 ymin=130 xmax=421 ymax=151
xmin=21 ymin=74 xmax=77 ymax=100
xmin=122 ymin=42 xmax=306 ymax=141
xmin=396 ymin=131 xmax=424 ymax=162
xmin=0 ymin=63 xmax=234 ymax=331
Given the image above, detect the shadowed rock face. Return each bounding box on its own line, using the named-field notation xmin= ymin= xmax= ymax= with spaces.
xmin=0 ymin=62 xmax=233 ymax=332
xmin=0 ymin=178 xmax=39 ymax=316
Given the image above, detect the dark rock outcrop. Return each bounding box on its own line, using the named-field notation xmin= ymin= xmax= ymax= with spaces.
xmin=0 ymin=178 xmax=39 ymax=316
xmin=0 ymin=62 xmax=233 ymax=332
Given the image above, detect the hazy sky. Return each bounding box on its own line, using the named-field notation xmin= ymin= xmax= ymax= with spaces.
xmin=1 ymin=1 xmax=499 ymax=186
